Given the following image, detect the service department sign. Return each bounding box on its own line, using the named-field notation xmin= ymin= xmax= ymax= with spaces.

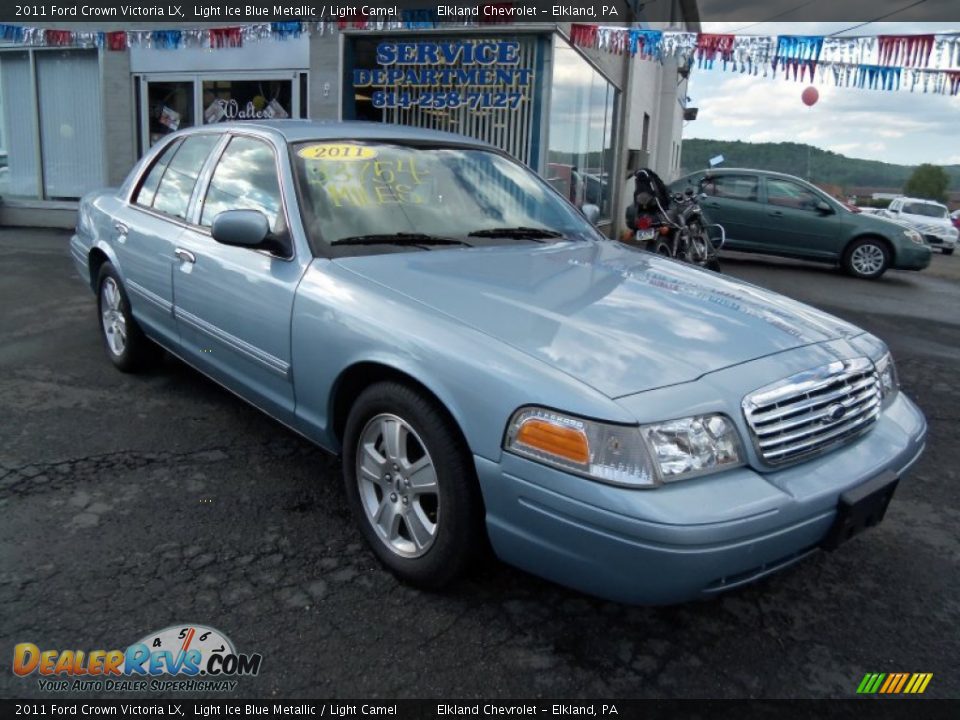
xmin=353 ymin=40 xmax=534 ymax=110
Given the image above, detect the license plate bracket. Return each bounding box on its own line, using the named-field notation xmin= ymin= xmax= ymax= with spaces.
xmin=821 ymin=470 xmax=899 ymax=551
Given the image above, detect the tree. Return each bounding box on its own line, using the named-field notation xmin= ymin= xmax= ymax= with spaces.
xmin=903 ymin=164 xmax=949 ymax=202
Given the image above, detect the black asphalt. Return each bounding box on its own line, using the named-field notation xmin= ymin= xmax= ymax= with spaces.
xmin=1 ymin=229 xmax=958 ymax=699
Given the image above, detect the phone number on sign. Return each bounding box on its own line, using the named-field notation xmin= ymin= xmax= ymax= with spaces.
xmin=373 ymin=90 xmax=524 ymax=110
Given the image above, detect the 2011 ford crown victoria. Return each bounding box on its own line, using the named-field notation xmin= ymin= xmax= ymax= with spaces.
xmin=71 ymin=122 xmax=927 ymax=604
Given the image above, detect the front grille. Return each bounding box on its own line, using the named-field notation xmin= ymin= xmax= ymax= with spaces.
xmin=924 ymin=234 xmax=945 ymax=245
xmin=742 ymin=358 xmax=881 ymax=466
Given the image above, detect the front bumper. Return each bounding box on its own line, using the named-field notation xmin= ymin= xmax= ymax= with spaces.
xmin=893 ymin=242 xmax=933 ymax=270
xmin=476 ymin=393 xmax=926 ymax=605
xmin=923 ymin=233 xmax=957 ymax=250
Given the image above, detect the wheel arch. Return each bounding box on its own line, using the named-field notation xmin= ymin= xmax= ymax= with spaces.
xmin=844 ymin=233 xmax=895 ymax=264
xmin=87 ymin=242 xmax=121 ymax=293
xmin=329 ymin=360 xmax=474 ymax=462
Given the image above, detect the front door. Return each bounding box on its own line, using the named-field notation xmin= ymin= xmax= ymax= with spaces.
xmin=172 ymin=134 xmax=304 ymax=424
xmin=759 ymin=177 xmax=845 ymax=259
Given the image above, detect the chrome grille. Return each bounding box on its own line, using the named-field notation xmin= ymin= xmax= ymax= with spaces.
xmin=742 ymin=358 xmax=881 ymax=466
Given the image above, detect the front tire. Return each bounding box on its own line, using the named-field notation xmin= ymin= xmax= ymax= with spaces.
xmin=943 ymin=248 xmax=954 ymax=256
xmin=843 ymin=238 xmax=890 ymax=280
xmin=96 ymin=263 xmax=159 ymax=372
xmin=342 ymin=381 xmax=484 ymax=589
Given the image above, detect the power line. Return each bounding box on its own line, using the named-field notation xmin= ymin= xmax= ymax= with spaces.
xmin=827 ymin=0 xmax=930 ymax=36
xmin=725 ymin=0 xmax=824 ymax=34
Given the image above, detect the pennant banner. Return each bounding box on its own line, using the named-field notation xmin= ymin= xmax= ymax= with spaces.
xmin=0 ymin=21 xmax=957 ymax=96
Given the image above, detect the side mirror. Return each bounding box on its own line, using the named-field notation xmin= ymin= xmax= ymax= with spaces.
xmin=581 ymin=203 xmax=601 ymax=226
xmin=815 ymin=200 xmax=834 ymax=214
xmin=211 ymin=210 xmax=287 ymax=255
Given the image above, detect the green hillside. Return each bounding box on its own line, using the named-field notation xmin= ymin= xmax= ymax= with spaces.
xmin=681 ymin=139 xmax=960 ymax=192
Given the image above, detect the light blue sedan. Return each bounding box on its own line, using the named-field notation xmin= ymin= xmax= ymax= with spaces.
xmin=71 ymin=122 xmax=927 ymax=604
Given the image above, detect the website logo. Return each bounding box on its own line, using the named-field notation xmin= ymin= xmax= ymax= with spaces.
xmin=13 ymin=624 xmax=262 ymax=693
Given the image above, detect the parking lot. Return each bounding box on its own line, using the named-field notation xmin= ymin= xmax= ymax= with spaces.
xmin=1 ymin=227 xmax=958 ymax=699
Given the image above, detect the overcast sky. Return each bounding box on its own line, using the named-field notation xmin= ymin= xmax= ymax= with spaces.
xmin=686 ymin=22 xmax=960 ymax=165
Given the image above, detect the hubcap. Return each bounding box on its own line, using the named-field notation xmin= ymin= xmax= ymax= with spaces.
xmin=851 ymin=244 xmax=884 ymax=275
xmin=100 ymin=277 xmax=127 ymax=357
xmin=355 ymin=413 xmax=440 ymax=558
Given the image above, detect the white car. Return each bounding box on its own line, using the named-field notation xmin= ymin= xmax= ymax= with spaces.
xmin=881 ymin=197 xmax=957 ymax=255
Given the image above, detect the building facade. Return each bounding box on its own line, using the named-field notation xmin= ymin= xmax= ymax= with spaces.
xmin=0 ymin=11 xmax=698 ymax=233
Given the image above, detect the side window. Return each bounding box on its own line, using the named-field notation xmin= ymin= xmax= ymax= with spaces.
xmin=133 ymin=139 xmax=181 ymax=208
xmin=767 ymin=179 xmax=821 ymax=211
xmin=705 ymin=174 xmax=759 ymax=201
xmin=151 ymin=134 xmax=221 ymax=220
xmin=200 ymin=136 xmax=283 ymax=231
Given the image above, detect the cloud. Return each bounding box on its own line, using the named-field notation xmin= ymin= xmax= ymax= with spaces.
xmin=687 ymin=58 xmax=960 ymax=164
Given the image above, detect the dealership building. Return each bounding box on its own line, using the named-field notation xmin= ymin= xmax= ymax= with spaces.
xmin=0 ymin=5 xmax=699 ymax=233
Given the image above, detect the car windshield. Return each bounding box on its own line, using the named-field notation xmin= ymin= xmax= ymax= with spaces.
xmin=292 ymin=141 xmax=598 ymax=251
xmin=902 ymin=202 xmax=947 ymax=218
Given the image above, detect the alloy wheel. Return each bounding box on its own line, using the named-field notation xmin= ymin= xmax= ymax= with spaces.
xmin=355 ymin=413 xmax=440 ymax=558
xmin=850 ymin=243 xmax=885 ymax=276
xmin=100 ymin=277 xmax=127 ymax=357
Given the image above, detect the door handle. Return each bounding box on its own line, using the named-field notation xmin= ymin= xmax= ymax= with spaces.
xmin=114 ymin=223 xmax=128 ymax=243
xmin=769 ymin=211 xmax=784 ymax=217
xmin=174 ymin=248 xmax=196 ymax=264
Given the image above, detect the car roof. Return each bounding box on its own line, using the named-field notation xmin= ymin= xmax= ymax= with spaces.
xmin=898 ymin=197 xmax=947 ymax=207
xmin=182 ymin=119 xmax=490 ymax=147
xmin=678 ymin=168 xmax=813 ymax=183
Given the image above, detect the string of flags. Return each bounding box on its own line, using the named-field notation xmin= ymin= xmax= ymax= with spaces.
xmin=568 ymin=25 xmax=960 ymax=96
xmin=0 ymin=19 xmax=957 ymax=96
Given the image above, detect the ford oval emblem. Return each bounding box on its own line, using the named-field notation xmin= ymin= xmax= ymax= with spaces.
xmin=823 ymin=403 xmax=846 ymax=424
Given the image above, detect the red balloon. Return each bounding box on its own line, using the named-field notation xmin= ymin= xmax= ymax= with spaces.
xmin=801 ymin=86 xmax=819 ymax=107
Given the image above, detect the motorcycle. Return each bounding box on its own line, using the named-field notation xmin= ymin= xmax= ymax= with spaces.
xmin=624 ymin=169 xmax=725 ymax=271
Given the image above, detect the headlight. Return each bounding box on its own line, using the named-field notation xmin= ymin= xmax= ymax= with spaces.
xmin=903 ymin=229 xmax=924 ymax=245
xmin=874 ymin=352 xmax=899 ymax=406
xmin=504 ymin=407 xmax=744 ymax=488
xmin=639 ymin=414 xmax=745 ymax=482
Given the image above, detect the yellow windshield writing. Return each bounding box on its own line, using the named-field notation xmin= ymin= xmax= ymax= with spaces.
xmin=304 ymin=157 xmax=431 ymax=207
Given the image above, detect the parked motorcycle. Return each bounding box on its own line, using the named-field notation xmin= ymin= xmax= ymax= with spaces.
xmin=624 ymin=169 xmax=724 ymax=271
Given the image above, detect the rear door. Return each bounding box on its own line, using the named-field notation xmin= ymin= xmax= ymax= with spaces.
xmin=110 ymin=134 xmax=220 ymax=349
xmin=697 ymin=173 xmax=765 ymax=249
xmin=172 ymin=133 xmax=306 ymax=424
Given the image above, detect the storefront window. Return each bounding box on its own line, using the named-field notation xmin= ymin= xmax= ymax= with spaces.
xmin=202 ymin=79 xmax=292 ymax=125
xmin=0 ymin=49 xmax=104 ymax=200
xmin=547 ymin=38 xmax=617 ymax=220
xmin=0 ymin=51 xmax=39 ymax=199
xmin=36 ymin=50 xmax=106 ymax=200
xmin=147 ymin=81 xmax=194 ymax=147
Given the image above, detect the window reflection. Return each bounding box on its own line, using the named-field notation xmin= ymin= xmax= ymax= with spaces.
xmin=201 ymin=136 xmax=282 ymax=230
xmin=547 ymin=38 xmax=616 ymax=221
xmin=151 ymin=134 xmax=219 ymax=219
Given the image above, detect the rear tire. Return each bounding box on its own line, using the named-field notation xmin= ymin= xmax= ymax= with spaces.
xmin=843 ymin=238 xmax=889 ymax=280
xmin=647 ymin=239 xmax=673 ymax=257
xmin=96 ymin=263 xmax=160 ymax=373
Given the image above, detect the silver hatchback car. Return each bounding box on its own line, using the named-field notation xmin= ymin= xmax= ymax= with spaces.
xmin=71 ymin=122 xmax=927 ymax=604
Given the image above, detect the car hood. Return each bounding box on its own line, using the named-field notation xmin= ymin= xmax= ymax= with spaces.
xmin=334 ymin=241 xmax=863 ymax=397
xmin=900 ymin=213 xmax=954 ymax=233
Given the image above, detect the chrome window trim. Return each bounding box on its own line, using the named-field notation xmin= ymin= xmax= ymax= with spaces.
xmin=186 ymin=128 xmax=297 ymax=263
